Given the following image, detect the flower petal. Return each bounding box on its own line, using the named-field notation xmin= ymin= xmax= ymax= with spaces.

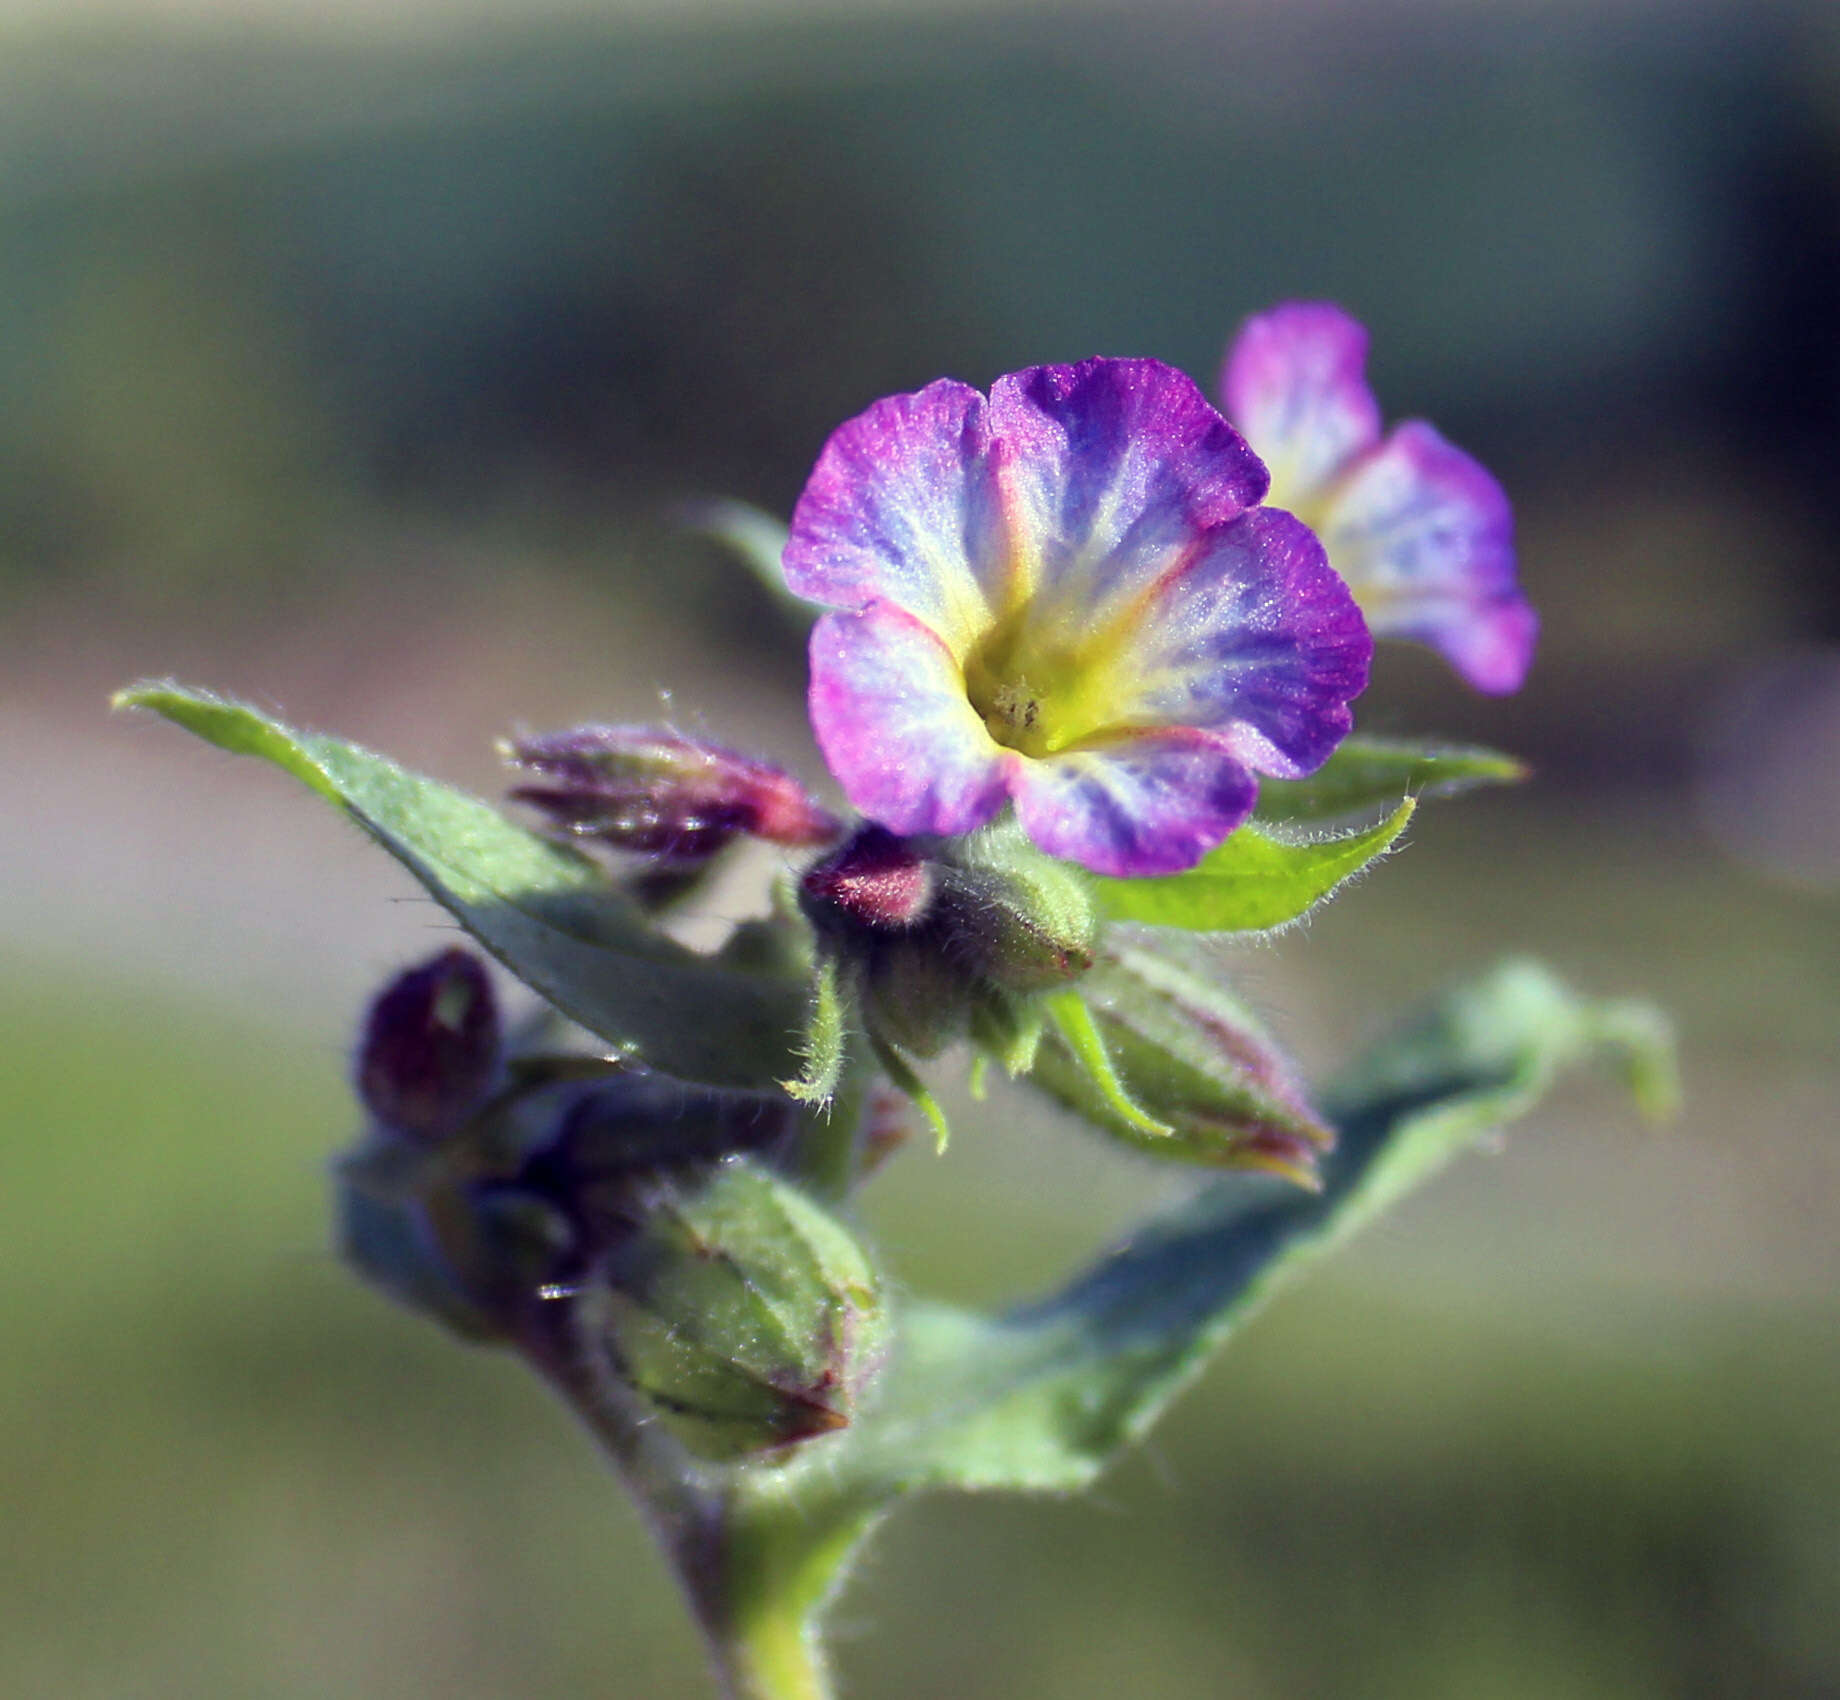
xmin=1109 ymin=508 xmax=1372 ymax=779
xmin=1012 ymin=731 xmax=1259 ymax=877
xmin=986 ymin=358 xmax=1268 ymax=635
xmin=808 ymin=603 xmax=1013 ymax=836
xmin=1220 ymin=302 xmax=1382 ymax=512
xmin=783 ymin=379 xmax=1007 ymax=658
xmin=1318 ymin=421 xmax=1535 ymax=694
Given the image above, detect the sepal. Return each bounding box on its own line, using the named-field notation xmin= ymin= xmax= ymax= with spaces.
xmin=576 ymin=1157 xmax=886 ymax=1462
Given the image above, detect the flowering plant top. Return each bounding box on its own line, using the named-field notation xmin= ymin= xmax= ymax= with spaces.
xmin=784 ymin=357 xmax=1372 ymax=876
xmin=111 ymin=296 xmax=1668 ymax=1700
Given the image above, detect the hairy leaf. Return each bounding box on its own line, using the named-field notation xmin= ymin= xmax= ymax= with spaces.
xmin=1091 ymin=799 xmax=1414 ymax=932
xmin=1255 ymin=736 xmax=1526 ymax=824
xmin=115 ymin=683 xmax=805 ymax=1089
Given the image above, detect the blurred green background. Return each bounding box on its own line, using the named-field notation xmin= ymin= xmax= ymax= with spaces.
xmin=5 ymin=1 xmax=1838 ymax=1695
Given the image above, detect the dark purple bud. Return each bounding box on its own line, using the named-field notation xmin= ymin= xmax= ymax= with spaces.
xmin=800 ymin=824 xmax=935 ymax=932
xmin=356 ymin=949 xmax=501 ymax=1142
xmin=506 ymin=725 xmax=840 ymax=864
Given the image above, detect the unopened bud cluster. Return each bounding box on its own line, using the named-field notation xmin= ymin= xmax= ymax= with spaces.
xmin=799 ymin=820 xmax=1097 ymax=1066
xmin=340 ymin=721 xmax=1347 ymax=1464
xmin=339 ymin=948 xmax=883 ymax=1462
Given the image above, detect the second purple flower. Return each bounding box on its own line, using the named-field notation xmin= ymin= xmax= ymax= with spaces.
xmin=783 ymin=358 xmax=1372 ymax=878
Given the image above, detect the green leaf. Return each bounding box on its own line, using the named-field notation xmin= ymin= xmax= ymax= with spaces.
xmin=680 ymin=498 xmax=812 ymax=625
xmin=1255 ymin=736 xmax=1526 ymax=825
xmin=114 ymin=683 xmax=805 ymax=1090
xmin=1091 ymin=798 xmax=1415 ymax=932
xmin=825 ymin=958 xmax=1672 ymax=1499
xmin=714 ymin=961 xmax=1670 ymax=1680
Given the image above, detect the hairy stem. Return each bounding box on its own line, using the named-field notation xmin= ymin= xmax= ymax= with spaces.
xmin=699 ymin=1477 xmax=883 ymax=1700
xmin=520 ymin=1318 xmax=874 ymax=1700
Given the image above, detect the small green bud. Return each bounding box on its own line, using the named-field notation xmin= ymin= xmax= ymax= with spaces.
xmin=1031 ymin=938 xmax=1335 ymax=1186
xmin=937 ymin=820 xmax=1097 ymax=993
xmin=578 ymin=1157 xmax=885 ymax=1461
xmin=862 ymin=934 xmax=974 ymax=1059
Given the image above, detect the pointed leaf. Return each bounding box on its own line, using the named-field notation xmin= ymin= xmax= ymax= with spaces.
xmin=680 ymin=498 xmax=812 ymax=624
xmin=1255 ymin=736 xmax=1526 ymax=825
xmin=114 ymin=683 xmax=805 ymax=1089
xmin=1091 ymin=799 xmax=1414 ymax=932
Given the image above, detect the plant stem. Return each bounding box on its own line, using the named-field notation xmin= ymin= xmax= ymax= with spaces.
xmin=521 ymin=1323 xmax=873 ymax=1700
xmin=699 ymin=1477 xmax=879 ymax=1700
xmin=709 ymin=1598 xmax=834 ymax=1700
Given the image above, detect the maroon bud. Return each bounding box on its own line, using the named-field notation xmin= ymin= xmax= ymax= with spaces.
xmin=800 ymin=825 xmax=936 ymax=932
xmin=506 ymin=725 xmax=840 ymax=864
xmin=357 ymin=949 xmax=501 ymax=1141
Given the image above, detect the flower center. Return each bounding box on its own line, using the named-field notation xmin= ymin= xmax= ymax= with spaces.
xmin=964 ymin=615 xmax=1119 ymax=760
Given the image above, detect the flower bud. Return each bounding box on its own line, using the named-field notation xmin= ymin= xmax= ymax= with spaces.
xmin=506 ymin=724 xmax=840 ymax=864
xmin=356 ymin=949 xmax=501 ymax=1142
xmin=576 ymin=1157 xmax=885 ymax=1461
xmin=861 ymin=934 xmax=972 ymax=1059
xmin=935 ymin=822 xmax=1097 ymax=993
xmin=800 ymin=824 xmax=935 ymax=932
xmin=797 ymin=822 xmax=1098 ymax=1101
xmin=1031 ymin=938 xmax=1334 ymax=1186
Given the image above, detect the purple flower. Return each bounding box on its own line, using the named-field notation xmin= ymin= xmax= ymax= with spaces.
xmin=783 ymin=358 xmax=1372 ymax=878
xmin=1221 ymin=303 xmax=1537 ymax=694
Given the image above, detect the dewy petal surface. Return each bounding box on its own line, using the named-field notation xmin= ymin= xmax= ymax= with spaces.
xmin=1105 ymin=507 xmax=1371 ymax=778
xmin=808 ymin=602 xmax=1014 ymax=837
xmin=783 ymin=379 xmax=1007 ymax=658
xmin=1220 ymin=303 xmax=1382 ymax=512
xmin=1012 ymin=731 xmax=1260 ymax=878
xmin=1318 ymin=422 xmax=1536 ymax=694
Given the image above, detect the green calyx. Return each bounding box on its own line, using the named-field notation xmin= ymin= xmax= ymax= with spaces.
xmin=791 ymin=817 xmax=1101 ymax=1148
xmin=579 ymin=1158 xmax=886 ymax=1462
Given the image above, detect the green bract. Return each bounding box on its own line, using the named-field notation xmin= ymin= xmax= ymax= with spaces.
xmin=1090 ymin=798 xmax=1415 ymax=932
